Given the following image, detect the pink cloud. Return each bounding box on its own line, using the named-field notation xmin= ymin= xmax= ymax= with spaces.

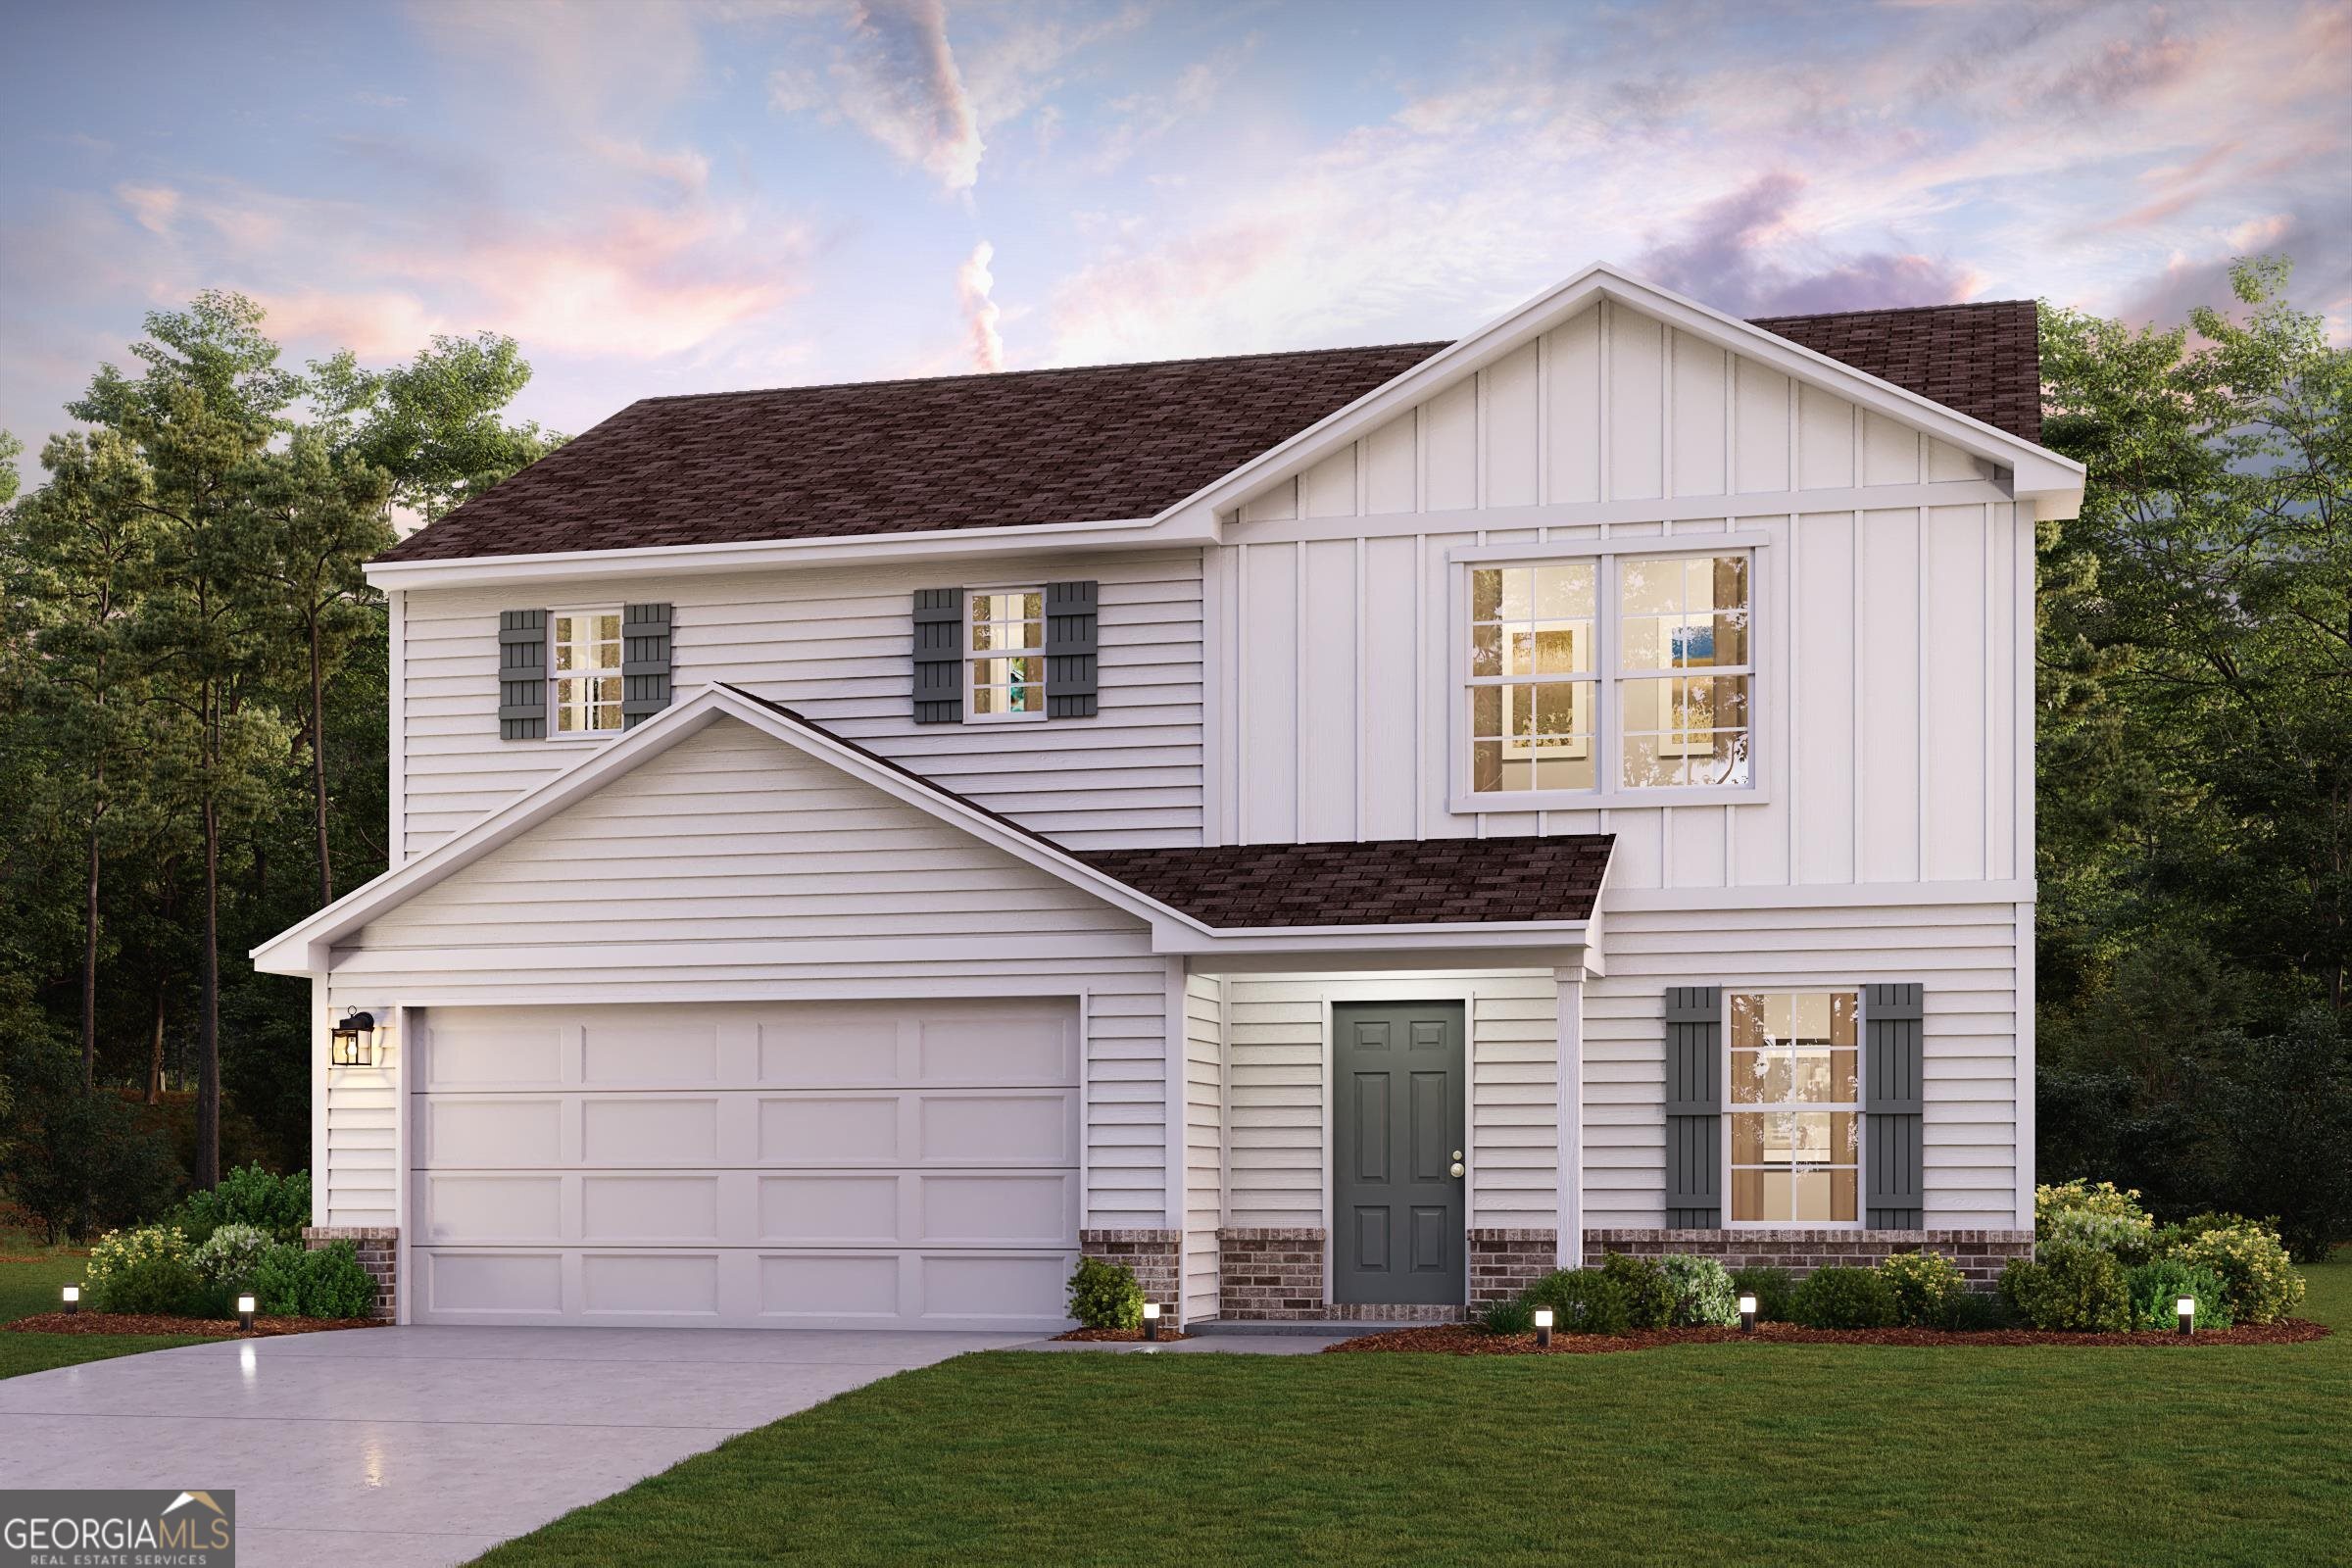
xmin=956 ymin=238 xmax=1004 ymax=370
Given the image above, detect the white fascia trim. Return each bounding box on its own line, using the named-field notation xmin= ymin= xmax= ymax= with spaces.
xmin=362 ymin=512 xmax=1207 ymax=591
xmin=1149 ymin=918 xmax=1592 ymax=956
xmin=1162 ymin=262 xmax=2084 ymax=525
xmin=1600 ymin=878 xmax=2038 ymax=912
xmin=251 ymin=685 xmax=1217 ymax=975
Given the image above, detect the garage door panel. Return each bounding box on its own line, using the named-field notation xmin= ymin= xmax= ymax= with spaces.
xmin=917 ymin=1093 xmax=1076 ymax=1164
xmin=581 ymin=1252 xmax=720 ymax=1317
xmin=582 ymin=1175 xmax=721 ymax=1244
xmin=581 ymin=1020 xmax=723 ymax=1086
xmin=581 ymin=1097 xmax=720 ymax=1163
xmin=425 ymin=1098 xmax=564 ymax=1165
xmin=412 ymin=1000 xmax=1081 ymax=1329
xmin=418 ymin=1173 xmax=564 ymax=1245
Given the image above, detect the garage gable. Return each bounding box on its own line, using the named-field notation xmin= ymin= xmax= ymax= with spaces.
xmin=344 ymin=714 xmax=1152 ymax=965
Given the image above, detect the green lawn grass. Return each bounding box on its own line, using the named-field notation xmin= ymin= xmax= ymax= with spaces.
xmin=477 ymin=1258 xmax=2352 ymax=1567
xmin=0 ymin=1237 xmax=209 ymax=1380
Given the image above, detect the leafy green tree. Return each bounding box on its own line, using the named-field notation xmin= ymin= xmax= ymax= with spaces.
xmin=3 ymin=431 xmax=165 ymax=1090
xmin=312 ymin=333 xmax=564 ymax=521
xmin=70 ymin=293 xmax=296 ymax=1187
xmin=0 ymin=430 xmax=23 ymax=506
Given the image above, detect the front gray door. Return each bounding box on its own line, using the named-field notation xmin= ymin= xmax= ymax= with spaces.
xmin=1333 ymin=1002 xmax=1466 ymax=1305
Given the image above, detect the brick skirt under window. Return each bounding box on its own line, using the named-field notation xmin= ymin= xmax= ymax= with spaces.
xmin=1584 ymin=1227 xmax=2033 ymax=1290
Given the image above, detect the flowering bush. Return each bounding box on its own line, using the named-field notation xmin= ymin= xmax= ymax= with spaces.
xmin=190 ymin=1223 xmax=272 ymax=1288
xmin=1658 ymin=1255 xmax=1740 ymax=1327
xmin=2160 ymin=1214 xmax=2304 ymax=1325
xmin=82 ymin=1225 xmax=209 ymax=1315
xmin=83 ymin=1224 xmax=190 ymax=1291
xmin=1877 ymin=1251 xmax=1966 ymax=1328
xmin=2035 ymin=1180 xmax=2156 ymax=1263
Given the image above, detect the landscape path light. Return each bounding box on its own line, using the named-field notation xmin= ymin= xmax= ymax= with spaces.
xmin=1534 ymin=1306 xmax=1554 ymax=1348
xmin=238 ymin=1295 xmax=257 ymax=1333
xmin=61 ymin=1285 xmax=78 ymax=1315
xmin=2177 ymin=1296 xmax=2195 ymax=1337
xmin=1739 ymin=1295 xmax=1758 ymax=1335
xmin=1143 ymin=1301 xmax=1162 ymax=1342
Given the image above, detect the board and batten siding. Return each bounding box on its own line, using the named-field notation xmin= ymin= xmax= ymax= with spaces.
xmin=396 ymin=551 xmax=1203 ymax=858
xmin=1181 ymin=973 xmax=1225 ymax=1322
xmin=1219 ymin=972 xmax=1560 ymax=1232
xmin=327 ymin=717 xmax=1172 ymax=1229
xmin=1582 ymin=901 xmax=2027 ymax=1230
xmin=1212 ymin=299 xmax=2030 ymax=898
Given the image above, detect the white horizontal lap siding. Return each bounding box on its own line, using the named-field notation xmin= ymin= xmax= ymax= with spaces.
xmin=1219 ymin=972 xmax=1557 ymax=1232
xmin=1182 ymin=973 xmax=1225 ymax=1321
xmin=319 ymin=978 xmax=399 ymax=1229
xmin=397 ymin=552 xmax=1203 ymax=858
xmin=1583 ymin=902 xmax=2022 ymax=1230
xmin=335 ymin=717 xmax=1170 ymax=1230
xmin=1213 ymin=300 xmax=2026 ymax=902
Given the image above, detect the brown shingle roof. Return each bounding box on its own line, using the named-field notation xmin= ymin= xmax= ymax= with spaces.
xmin=721 ymin=686 xmax=1611 ymax=927
xmin=1075 ymin=837 xmax=1612 ymax=928
xmin=1751 ymin=299 xmax=2040 ymax=445
xmin=380 ymin=299 xmax=2040 ymax=564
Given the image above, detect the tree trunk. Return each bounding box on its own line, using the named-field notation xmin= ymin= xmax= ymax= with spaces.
xmin=196 ymin=790 xmax=220 ymax=1189
xmin=146 ymin=984 xmax=166 ymax=1104
xmin=312 ymin=614 xmax=333 ymax=905
xmin=81 ymin=815 xmax=100 ymax=1095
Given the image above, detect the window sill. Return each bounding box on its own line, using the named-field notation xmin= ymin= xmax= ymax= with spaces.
xmin=1448 ymin=786 xmax=1772 ymax=814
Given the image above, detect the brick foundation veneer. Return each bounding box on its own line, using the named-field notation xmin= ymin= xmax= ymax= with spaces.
xmin=1471 ymin=1229 xmax=1559 ymax=1304
xmin=1080 ymin=1229 xmax=1182 ymax=1322
xmin=303 ymin=1226 xmax=397 ymax=1322
xmin=1217 ymin=1227 xmax=1327 ymax=1320
xmin=1585 ymin=1228 xmax=2034 ymax=1289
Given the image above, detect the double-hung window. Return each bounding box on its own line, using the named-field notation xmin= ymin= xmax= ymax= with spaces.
xmin=1727 ymin=990 xmax=1860 ymax=1224
xmin=551 ymin=609 xmax=624 ymax=734
xmin=1466 ymin=551 xmax=1751 ymax=800
xmin=966 ymin=589 xmax=1046 ymax=721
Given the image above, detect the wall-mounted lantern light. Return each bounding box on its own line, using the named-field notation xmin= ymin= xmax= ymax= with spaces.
xmin=1739 ymin=1295 xmax=1758 ymax=1335
xmin=1534 ymin=1306 xmax=1554 ymax=1348
xmin=2177 ymin=1296 xmax=2195 ymax=1337
xmin=329 ymin=1010 xmax=382 ymax=1068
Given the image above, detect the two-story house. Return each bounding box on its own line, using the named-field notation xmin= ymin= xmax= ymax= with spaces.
xmin=255 ymin=263 xmax=2081 ymax=1330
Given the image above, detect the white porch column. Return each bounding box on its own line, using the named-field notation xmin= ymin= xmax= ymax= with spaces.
xmin=1553 ymin=965 xmax=1585 ymax=1269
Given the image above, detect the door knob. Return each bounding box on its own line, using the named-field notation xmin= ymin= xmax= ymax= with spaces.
xmin=1449 ymin=1161 xmax=1465 ymax=1178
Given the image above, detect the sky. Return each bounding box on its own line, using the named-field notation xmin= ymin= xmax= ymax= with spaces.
xmin=3 ymin=0 xmax=2347 ymax=483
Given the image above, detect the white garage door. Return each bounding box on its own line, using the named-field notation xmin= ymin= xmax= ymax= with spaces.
xmin=408 ymin=1000 xmax=1080 ymax=1330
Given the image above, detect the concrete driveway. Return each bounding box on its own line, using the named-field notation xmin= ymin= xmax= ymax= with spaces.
xmin=0 ymin=1325 xmax=1030 ymax=1566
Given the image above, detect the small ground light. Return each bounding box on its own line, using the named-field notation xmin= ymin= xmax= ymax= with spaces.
xmin=1739 ymin=1294 xmax=1758 ymax=1334
xmin=2177 ymin=1296 xmax=2195 ymax=1336
xmin=238 ymin=1295 xmax=257 ymax=1332
xmin=1142 ymin=1301 xmax=1162 ymax=1341
xmin=1534 ymin=1306 xmax=1554 ymax=1348
xmin=61 ymin=1285 xmax=79 ymax=1315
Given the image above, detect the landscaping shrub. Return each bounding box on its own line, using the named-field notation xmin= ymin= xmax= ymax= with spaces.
xmin=0 ymin=1028 xmax=182 ymax=1243
xmin=83 ymin=1225 xmax=211 ymax=1315
xmin=168 ymin=1164 xmax=312 ymax=1247
xmin=1728 ymin=1265 xmax=1797 ymax=1322
xmin=2035 ymin=1179 xmax=2156 ymax=1263
xmin=1480 ymin=1297 xmax=1537 ymax=1336
xmin=2125 ymin=1257 xmax=2234 ymax=1332
xmin=2000 ymin=1244 xmax=2132 ymax=1332
xmin=2159 ymin=1213 xmax=2304 ymax=1325
xmin=1658 ymin=1255 xmax=1740 ymax=1327
xmin=191 ymin=1222 xmax=272 ymax=1289
xmin=1934 ymin=1288 xmax=2014 ymax=1332
xmin=1064 ymin=1255 xmax=1145 ymax=1330
xmin=1788 ymin=1266 xmax=1899 ymax=1330
xmin=1599 ymin=1252 xmax=1676 ymax=1329
xmin=251 ymin=1241 xmax=379 ymax=1319
xmin=1878 ymin=1251 xmax=1966 ymax=1328
xmin=1523 ymin=1268 xmax=1634 ymax=1336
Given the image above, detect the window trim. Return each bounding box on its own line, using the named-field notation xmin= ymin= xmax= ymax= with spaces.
xmin=1721 ymin=986 xmax=1868 ymax=1232
xmin=960 ymin=584 xmax=1049 ymax=726
xmin=1448 ymin=542 xmax=1770 ymax=812
xmin=546 ymin=605 xmax=626 ymax=741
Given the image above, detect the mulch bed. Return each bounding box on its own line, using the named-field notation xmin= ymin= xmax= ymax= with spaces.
xmin=1326 ymin=1320 xmax=2331 ymax=1355
xmin=1054 ymin=1327 xmax=1194 ymax=1344
xmin=7 ymin=1311 xmax=385 ymax=1339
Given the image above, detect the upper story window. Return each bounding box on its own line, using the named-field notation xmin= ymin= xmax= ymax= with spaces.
xmin=1466 ymin=551 xmax=1751 ymax=799
xmin=552 ymin=609 xmax=624 ymax=734
xmin=967 ymin=589 xmax=1045 ymax=721
xmin=1728 ymin=990 xmax=1860 ymax=1225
